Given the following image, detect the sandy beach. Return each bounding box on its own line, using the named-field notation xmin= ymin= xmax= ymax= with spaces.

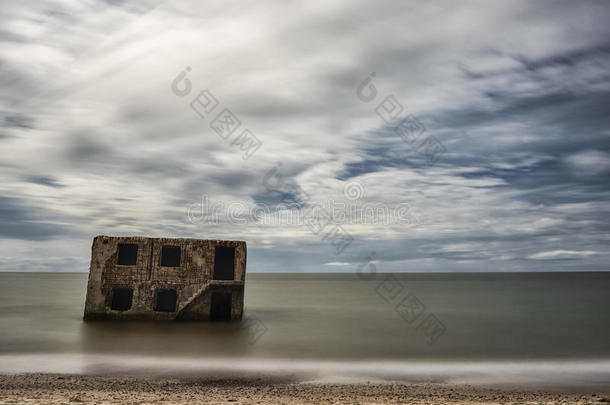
xmin=0 ymin=374 xmax=608 ymax=404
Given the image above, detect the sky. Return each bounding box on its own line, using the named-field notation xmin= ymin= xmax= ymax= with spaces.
xmin=1 ymin=0 xmax=609 ymax=272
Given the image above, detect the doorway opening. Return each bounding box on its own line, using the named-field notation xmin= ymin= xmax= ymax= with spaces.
xmin=210 ymin=292 xmax=232 ymax=321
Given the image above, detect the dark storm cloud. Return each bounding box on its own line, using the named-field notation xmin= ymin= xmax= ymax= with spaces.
xmin=209 ymin=170 xmax=260 ymax=189
xmin=0 ymin=197 xmax=68 ymax=240
xmin=251 ymin=190 xmax=303 ymax=209
xmin=3 ymin=114 xmax=35 ymax=130
xmin=342 ymin=43 xmax=610 ymax=192
xmin=65 ymin=133 xmax=113 ymax=162
xmin=515 ymin=44 xmax=610 ymax=72
xmin=25 ymin=176 xmax=64 ymax=188
xmin=337 ymin=141 xmax=431 ymax=180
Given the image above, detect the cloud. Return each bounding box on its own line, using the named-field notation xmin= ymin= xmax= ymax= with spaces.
xmin=0 ymin=0 xmax=609 ymax=272
xmin=527 ymin=250 xmax=599 ymax=261
xmin=564 ymin=150 xmax=610 ymax=176
xmin=0 ymin=197 xmax=69 ymax=240
xmin=25 ymin=176 xmax=64 ymax=188
xmin=3 ymin=115 xmax=35 ymax=130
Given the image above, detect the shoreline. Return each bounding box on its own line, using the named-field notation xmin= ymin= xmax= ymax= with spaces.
xmin=1 ymin=374 xmax=609 ymax=404
xmin=3 ymin=353 xmax=610 ymax=389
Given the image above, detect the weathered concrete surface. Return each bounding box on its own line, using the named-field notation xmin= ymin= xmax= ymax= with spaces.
xmin=83 ymin=236 xmax=246 ymax=321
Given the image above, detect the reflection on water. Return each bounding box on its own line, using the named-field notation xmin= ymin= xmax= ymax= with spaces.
xmin=80 ymin=319 xmax=257 ymax=357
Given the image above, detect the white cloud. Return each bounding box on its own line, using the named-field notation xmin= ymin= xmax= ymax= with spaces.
xmin=527 ymin=250 xmax=599 ymax=261
xmin=564 ymin=150 xmax=610 ymax=176
xmin=324 ymin=262 xmax=352 ymax=267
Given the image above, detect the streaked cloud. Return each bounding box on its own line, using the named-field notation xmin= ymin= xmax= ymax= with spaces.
xmin=528 ymin=250 xmax=599 ymax=261
xmin=0 ymin=0 xmax=609 ymax=272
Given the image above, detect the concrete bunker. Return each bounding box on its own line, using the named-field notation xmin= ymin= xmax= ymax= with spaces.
xmin=84 ymin=236 xmax=246 ymax=321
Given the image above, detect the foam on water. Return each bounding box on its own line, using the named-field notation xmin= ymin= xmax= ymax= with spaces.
xmin=2 ymin=354 xmax=610 ymax=387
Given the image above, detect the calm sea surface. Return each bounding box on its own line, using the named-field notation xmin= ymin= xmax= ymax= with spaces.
xmin=1 ymin=272 xmax=609 ymax=386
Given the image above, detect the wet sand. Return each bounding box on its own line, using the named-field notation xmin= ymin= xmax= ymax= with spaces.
xmin=1 ymin=374 xmax=609 ymax=404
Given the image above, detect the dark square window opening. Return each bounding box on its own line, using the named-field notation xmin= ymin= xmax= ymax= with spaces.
xmin=117 ymin=243 xmax=138 ymax=266
xmin=213 ymin=246 xmax=235 ymax=280
xmin=161 ymin=246 xmax=181 ymax=267
xmin=110 ymin=287 xmax=133 ymax=311
xmin=155 ymin=289 xmax=177 ymax=312
xmin=210 ymin=292 xmax=232 ymax=321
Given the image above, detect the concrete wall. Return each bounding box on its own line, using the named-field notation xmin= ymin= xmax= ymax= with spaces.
xmin=83 ymin=235 xmax=246 ymax=321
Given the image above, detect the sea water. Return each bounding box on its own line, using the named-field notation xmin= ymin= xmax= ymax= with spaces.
xmin=1 ymin=272 xmax=609 ymax=387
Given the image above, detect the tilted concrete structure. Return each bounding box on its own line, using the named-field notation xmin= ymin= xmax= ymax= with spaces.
xmin=83 ymin=236 xmax=246 ymax=321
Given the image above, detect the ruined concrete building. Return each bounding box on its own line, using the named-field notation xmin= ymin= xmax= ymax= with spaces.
xmin=83 ymin=236 xmax=246 ymax=321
